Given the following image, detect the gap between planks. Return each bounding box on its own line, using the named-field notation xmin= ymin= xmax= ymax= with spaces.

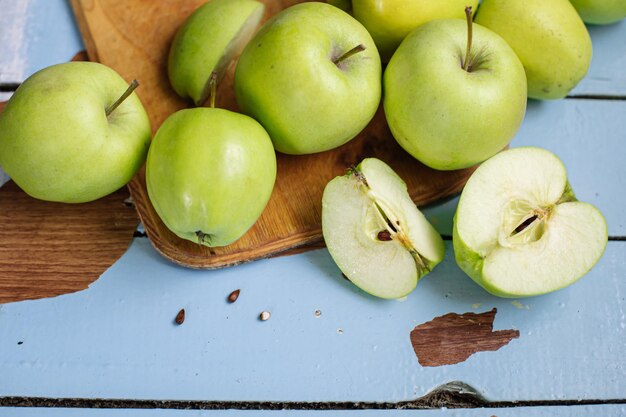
xmin=1 ymin=396 xmax=626 ymax=411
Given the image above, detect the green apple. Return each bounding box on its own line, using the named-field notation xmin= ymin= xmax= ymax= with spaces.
xmin=235 ymin=2 xmax=381 ymax=155
xmin=569 ymin=0 xmax=626 ymax=24
xmin=322 ymin=158 xmax=445 ymax=299
xmin=383 ymin=12 xmax=527 ymax=170
xmin=327 ymin=0 xmax=352 ymax=13
xmin=454 ymin=147 xmax=608 ymax=298
xmin=475 ymin=0 xmax=592 ymax=100
xmin=146 ymin=107 xmax=276 ymax=247
xmin=0 ymin=62 xmax=151 ymax=203
xmin=168 ymin=0 xmax=265 ymax=105
xmin=350 ymin=0 xmax=478 ymax=62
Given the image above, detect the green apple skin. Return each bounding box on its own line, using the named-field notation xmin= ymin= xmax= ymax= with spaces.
xmin=327 ymin=0 xmax=352 ymax=13
xmin=453 ymin=147 xmax=608 ymax=298
xmin=168 ymin=0 xmax=265 ymax=105
xmin=475 ymin=0 xmax=592 ymax=100
xmin=569 ymin=0 xmax=626 ymax=24
xmin=351 ymin=0 xmax=478 ymax=62
xmin=0 ymin=62 xmax=151 ymax=203
xmin=235 ymin=2 xmax=382 ymax=155
xmin=146 ymin=108 xmax=276 ymax=247
xmin=383 ymin=19 xmax=527 ymax=171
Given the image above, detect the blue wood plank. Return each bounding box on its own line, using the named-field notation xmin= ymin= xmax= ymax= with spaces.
xmin=2 ymin=405 xmax=626 ymax=416
xmin=423 ymin=99 xmax=626 ymax=237
xmin=1 ymin=239 xmax=624 ymax=402
xmin=0 ymin=0 xmax=83 ymax=83
xmin=572 ymin=20 xmax=626 ymax=96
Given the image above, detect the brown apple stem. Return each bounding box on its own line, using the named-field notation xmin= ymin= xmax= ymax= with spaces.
xmin=208 ymin=71 xmax=218 ymax=109
xmin=462 ymin=6 xmax=473 ymax=72
xmin=333 ymin=44 xmax=366 ymax=65
xmin=105 ymin=79 xmax=139 ymax=116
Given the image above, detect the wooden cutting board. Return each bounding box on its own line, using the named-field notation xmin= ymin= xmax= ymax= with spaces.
xmin=69 ymin=0 xmax=475 ymax=269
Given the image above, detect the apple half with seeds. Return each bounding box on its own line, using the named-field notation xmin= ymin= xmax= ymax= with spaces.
xmin=454 ymin=147 xmax=608 ymax=298
xmin=322 ymin=158 xmax=445 ymax=299
xmin=168 ymin=0 xmax=265 ymax=105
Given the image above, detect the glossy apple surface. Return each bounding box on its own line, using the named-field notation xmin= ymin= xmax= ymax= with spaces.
xmin=475 ymin=0 xmax=592 ymax=100
xmin=0 ymin=62 xmax=151 ymax=203
xmin=235 ymin=2 xmax=381 ymax=155
xmin=384 ymin=18 xmax=527 ymax=170
xmin=146 ymin=108 xmax=276 ymax=247
xmin=351 ymin=0 xmax=478 ymax=62
xmin=168 ymin=0 xmax=265 ymax=105
xmin=569 ymin=0 xmax=626 ymax=24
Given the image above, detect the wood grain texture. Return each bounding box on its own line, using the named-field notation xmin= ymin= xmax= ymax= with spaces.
xmin=410 ymin=308 xmax=520 ymax=367
xmin=69 ymin=0 xmax=475 ymax=269
xmin=0 ymin=50 xmax=138 ymax=304
xmin=0 ymin=182 xmax=138 ymax=303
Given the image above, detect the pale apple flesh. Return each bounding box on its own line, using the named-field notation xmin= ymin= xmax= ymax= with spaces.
xmin=454 ymin=147 xmax=608 ymax=298
xmin=322 ymin=158 xmax=445 ymax=299
xmin=168 ymin=0 xmax=265 ymax=106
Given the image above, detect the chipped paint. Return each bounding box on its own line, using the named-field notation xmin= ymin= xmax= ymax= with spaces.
xmin=410 ymin=308 xmax=520 ymax=367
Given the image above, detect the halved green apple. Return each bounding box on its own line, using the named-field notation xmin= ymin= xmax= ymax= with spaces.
xmin=322 ymin=158 xmax=445 ymax=299
xmin=168 ymin=0 xmax=265 ymax=106
xmin=454 ymin=147 xmax=608 ymax=298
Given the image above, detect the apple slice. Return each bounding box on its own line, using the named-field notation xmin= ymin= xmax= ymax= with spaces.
xmin=454 ymin=147 xmax=608 ymax=298
xmin=168 ymin=0 xmax=265 ymax=106
xmin=322 ymin=158 xmax=445 ymax=299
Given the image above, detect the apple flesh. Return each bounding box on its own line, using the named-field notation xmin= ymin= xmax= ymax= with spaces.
xmin=235 ymin=2 xmax=381 ymax=155
xmin=453 ymin=147 xmax=608 ymax=298
xmin=322 ymin=158 xmax=445 ymax=299
xmin=350 ymin=0 xmax=478 ymax=62
xmin=569 ymin=0 xmax=626 ymax=24
xmin=475 ymin=0 xmax=592 ymax=100
xmin=168 ymin=0 xmax=265 ymax=106
xmin=0 ymin=62 xmax=151 ymax=203
xmin=146 ymin=108 xmax=276 ymax=247
xmin=383 ymin=17 xmax=527 ymax=170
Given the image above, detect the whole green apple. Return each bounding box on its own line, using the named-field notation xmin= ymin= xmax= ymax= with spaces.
xmin=569 ymin=0 xmax=626 ymax=24
xmin=146 ymin=107 xmax=276 ymax=247
xmin=168 ymin=0 xmax=265 ymax=105
xmin=384 ymin=13 xmax=527 ymax=170
xmin=453 ymin=147 xmax=607 ymax=298
xmin=475 ymin=0 xmax=592 ymax=100
xmin=0 ymin=62 xmax=151 ymax=203
xmin=350 ymin=0 xmax=478 ymax=62
xmin=235 ymin=2 xmax=381 ymax=155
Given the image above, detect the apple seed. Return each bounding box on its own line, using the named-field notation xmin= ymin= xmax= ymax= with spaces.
xmin=174 ymin=308 xmax=185 ymax=325
xmin=227 ymin=289 xmax=240 ymax=303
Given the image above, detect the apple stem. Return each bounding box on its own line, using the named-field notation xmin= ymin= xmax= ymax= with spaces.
xmin=208 ymin=71 xmax=218 ymax=109
xmin=105 ymin=79 xmax=139 ymax=117
xmin=462 ymin=6 xmax=473 ymax=72
xmin=333 ymin=44 xmax=366 ymax=65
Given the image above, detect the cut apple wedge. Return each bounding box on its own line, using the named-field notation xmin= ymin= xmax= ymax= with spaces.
xmin=322 ymin=158 xmax=445 ymax=299
xmin=168 ymin=0 xmax=265 ymax=106
xmin=454 ymin=147 xmax=608 ymax=298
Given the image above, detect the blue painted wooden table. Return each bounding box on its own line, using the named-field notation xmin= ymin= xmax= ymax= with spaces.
xmin=1 ymin=1 xmax=625 ymax=415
